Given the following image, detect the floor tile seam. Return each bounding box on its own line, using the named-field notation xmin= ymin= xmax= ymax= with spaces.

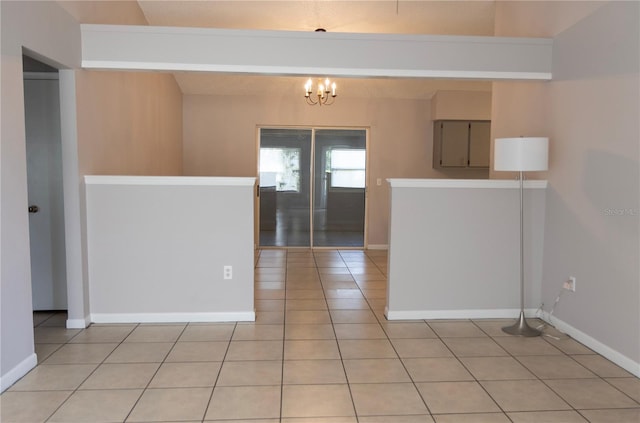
xmin=118 ymin=322 xmax=194 ymax=423
xmin=225 ymin=357 xmax=285 ymax=363
xmin=41 ymin=322 xmax=143 ymax=423
xmin=470 ymin=318 xmax=505 ymax=340
xmin=373 ymin=313 xmax=436 ymax=417
xmin=279 ymin=250 xmax=291 ymax=421
xmin=606 ymin=381 xmax=640 ymax=406
xmin=200 ymin=321 xmax=239 ymax=423
xmin=363 ymin=250 xmax=388 ymax=278
xmin=578 ymin=406 xmax=640 ymax=411
xmin=539 ymin=374 xmax=640 ymax=412
xmin=506 ymin=376 xmax=576 ymax=413
xmin=63 ymin=386 xmax=147 ymax=392
xmin=564 ymin=351 xmax=637 ymax=381
xmin=340 ymin=260 xmax=385 ymax=329
xmin=510 ymin=353 xmax=602 ymax=381
xmin=422 ymin=324 xmax=511 ymax=417
xmin=316 ymin=252 xmax=362 ymax=423
xmin=35 ymin=313 xmax=60 ymax=329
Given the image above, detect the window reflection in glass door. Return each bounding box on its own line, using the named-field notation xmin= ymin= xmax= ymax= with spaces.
xmin=258 ymin=128 xmax=366 ymax=248
xmin=259 ymin=129 xmax=311 ymax=247
xmin=313 ymin=129 xmax=366 ymax=247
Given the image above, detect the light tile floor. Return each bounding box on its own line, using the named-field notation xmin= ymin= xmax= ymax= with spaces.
xmin=2 ymin=249 xmax=639 ymax=422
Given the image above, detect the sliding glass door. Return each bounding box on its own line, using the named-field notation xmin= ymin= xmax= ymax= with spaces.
xmin=259 ymin=127 xmax=366 ymax=248
xmin=259 ymin=129 xmax=312 ymax=247
xmin=313 ymin=129 xmax=366 ymax=247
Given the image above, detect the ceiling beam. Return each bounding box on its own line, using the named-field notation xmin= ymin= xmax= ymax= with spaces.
xmin=81 ymin=24 xmax=552 ymax=80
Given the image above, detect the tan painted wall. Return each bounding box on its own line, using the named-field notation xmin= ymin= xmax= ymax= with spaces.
xmin=76 ymin=71 xmax=183 ymax=176
xmin=183 ymin=94 xmax=486 ymax=245
xmin=490 ymin=81 xmax=551 ymax=180
xmin=431 ymin=90 xmax=492 ymax=121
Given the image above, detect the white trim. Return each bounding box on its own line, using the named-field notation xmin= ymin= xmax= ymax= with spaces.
xmin=59 ymin=70 xmax=89 ymax=329
xmin=387 ymin=178 xmax=548 ymax=189
xmin=66 ymin=317 xmax=90 ymax=329
xmin=90 ymin=311 xmax=256 ymax=324
xmin=367 ymin=244 xmax=389 ymax=250
xmin=385 ymin=308 xmax=539 ymax=320
xmin=84 ymin=175 xmax=256 ymax=187
xmin=540 ymin=312 xmax=640 ymax=378
xmin=81 ymin=61 xmax=552 ymax=80
xmin=0 ymin=353 xmax=37 ymax=393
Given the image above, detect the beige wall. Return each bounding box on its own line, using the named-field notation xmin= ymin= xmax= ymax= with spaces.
xmin=76 ymin=71 xmax=183 ymax=176
xmin=431 ymin=90 xmax=492 ymax=121
xmin=490 ymin=81 xmax=551 ymax=180
xmin=184 ymin=94 xmax=486 ymax=245
xmin=57 ymin=0 xmax=150 ymax=25
xmin=494 ymin=0 xmax=606 ymax=38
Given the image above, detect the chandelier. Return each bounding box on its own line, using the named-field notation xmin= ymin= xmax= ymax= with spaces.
xmin=304 ymin=78 xmax=337 ymax=106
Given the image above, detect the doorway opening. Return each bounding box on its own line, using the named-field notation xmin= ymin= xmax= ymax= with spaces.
xmin=23 ymin=55 xmax=68 ymax=315
xmin=258 ymin=127 xmax=367 ymax=248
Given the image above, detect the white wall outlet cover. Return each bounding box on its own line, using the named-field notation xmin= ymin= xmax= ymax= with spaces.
xmin=223 ymin=265 xmax=233 ymax=280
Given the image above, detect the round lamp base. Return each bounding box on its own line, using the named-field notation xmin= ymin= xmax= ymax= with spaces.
xmin=502 ymin=311 xmax=542 ymax=337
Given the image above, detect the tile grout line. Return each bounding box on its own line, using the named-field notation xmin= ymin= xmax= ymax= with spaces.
xmin=279 ymin=248 xmax=289 ymax=422
xmin=199 ymin=310 xmax=239 ymax=422
xmin=434 ymin=320 xmax=513 ymax=420
xmin=319 ymin=249 xmax=361 ymax=423
xmin=42 ymin=322 xmax=140 ymax=423
xmin=471 ymin=319 xmax=608 ymax=418
xmin=119 ymin=321 xmax=188 ymax=422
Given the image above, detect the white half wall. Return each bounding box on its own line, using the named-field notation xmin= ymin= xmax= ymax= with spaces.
xmin=84 ymin=176 xmax=256 ymax=322
xmin=386 ymin=179 xmax=546 ymax=319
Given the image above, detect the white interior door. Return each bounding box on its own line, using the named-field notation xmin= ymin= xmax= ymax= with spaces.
xmin=24 ymin=76 xmax=68 ymax=310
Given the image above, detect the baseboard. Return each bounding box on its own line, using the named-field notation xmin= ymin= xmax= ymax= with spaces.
xmin=367 ymin=244 xmax=389 ymax=250
xmin=66 ymin=316 xmax=90 ymax=329
xmin=540 ymin=311 xmax=640 ymax=378
xmin=0 ymin=353 xmax=37 ymax=393
xmin=90 ymin=311 xmax=256 ymax=324
xmin=385 ymin=308 xmax=538 ymax=320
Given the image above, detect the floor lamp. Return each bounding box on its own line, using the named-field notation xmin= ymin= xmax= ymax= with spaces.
xmin=494 ymin=137 xmax=549 ymax=337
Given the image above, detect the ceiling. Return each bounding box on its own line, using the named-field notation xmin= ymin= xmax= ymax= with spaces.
xmin=58 ymin=1 xmax=497 ymax=99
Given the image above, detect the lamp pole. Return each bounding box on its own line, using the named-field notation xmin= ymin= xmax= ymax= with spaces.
xmin=502 ymin=170 xmax=541 ymax=337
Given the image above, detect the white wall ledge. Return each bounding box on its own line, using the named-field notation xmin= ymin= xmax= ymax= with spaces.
xmin=387 ymin=178 xmax=548 ymax=189
xmin=84 ymin=175 xmax=256 ymax=186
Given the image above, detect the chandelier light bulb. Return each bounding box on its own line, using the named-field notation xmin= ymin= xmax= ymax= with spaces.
xmin=304 ymin=77 xmax=337 ymax=106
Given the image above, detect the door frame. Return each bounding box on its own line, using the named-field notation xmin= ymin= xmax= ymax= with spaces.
xmin=22 ymin=52 xmax=88 ymax=328
xmin=255 ymin=125 xmax=369 ymax=249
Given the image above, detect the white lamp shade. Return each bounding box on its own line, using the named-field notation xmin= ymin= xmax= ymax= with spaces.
xmin=494 ymin=137 xmax=549 ymax=171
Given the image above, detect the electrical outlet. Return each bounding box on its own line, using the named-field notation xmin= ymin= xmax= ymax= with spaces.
xmin=223 ymin=265 xmax=232 ymax=280
xmin=563 ymin=276 xmax=576 ymax=292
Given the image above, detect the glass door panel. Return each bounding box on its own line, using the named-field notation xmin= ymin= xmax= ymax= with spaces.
xmin=259 ymin=128 xmax=312 ymax=247
xmin=313 ymin=129 xmax=366 ymax=247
